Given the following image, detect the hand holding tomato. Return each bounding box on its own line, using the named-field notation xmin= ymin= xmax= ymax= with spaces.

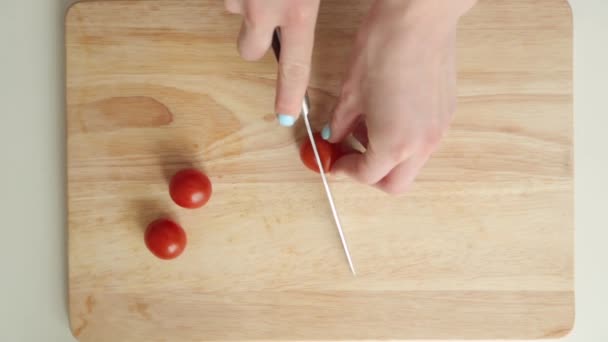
xmin=321 ymin=0 xmax=476 ymax=194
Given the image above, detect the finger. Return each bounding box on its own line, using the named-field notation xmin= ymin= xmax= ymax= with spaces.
xmin=274 ymin=16 xmax=318 ymax=123
xmin=322 ymin=94 xmax=361 ymax=143
xmin=375 ymin=154 xmax=430 ymax=195
xmin=237 ymin=17 xmax=275 ymax=61
xmin=224 ymin=0 xmax=243 ymax=14
xmin=332 ymin=146 xmax=397 ymax=185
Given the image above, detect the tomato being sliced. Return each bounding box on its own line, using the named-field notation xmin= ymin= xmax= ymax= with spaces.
xmin=299 ymin=133 xmax=339 ymax=173
xmin=144 ymin=218 xmax=187 ymax=260
xmin=169 ymin=168 xmax=212 ymax=209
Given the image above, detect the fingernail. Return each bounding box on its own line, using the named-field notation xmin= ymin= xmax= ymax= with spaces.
xmin=321 ymin=124 xmax=331 ymax=140
xmin=277 ymin=114 xmax=295 ymax=127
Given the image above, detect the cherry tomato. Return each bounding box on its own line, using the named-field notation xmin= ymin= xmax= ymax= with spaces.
xmin=169 ymin=168 xmax=212 ymax=209
xmin=300 ymin=133 xmax=339 ymax=173
xmin=144 ymin=218 xmax=187 ymax=260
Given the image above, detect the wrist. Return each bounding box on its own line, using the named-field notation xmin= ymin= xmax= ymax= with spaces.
xmin=378 ymin=0 xmax=477 ymax=37
xmin=412 ymin=1 xmax=476 ymax=48
xmin=405 ymin=0 xmax=477 ymax=20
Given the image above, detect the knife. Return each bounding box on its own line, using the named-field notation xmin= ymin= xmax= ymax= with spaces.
xmin=271 ymin=29 xmax=356 ymax=275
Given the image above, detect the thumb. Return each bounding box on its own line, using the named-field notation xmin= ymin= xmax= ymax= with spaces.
xmin=322 ymin=94 xmax=361 ymax=143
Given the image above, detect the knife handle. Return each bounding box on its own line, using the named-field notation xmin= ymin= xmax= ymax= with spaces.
xmin=271 ymin=29 xmax=282 ymax=61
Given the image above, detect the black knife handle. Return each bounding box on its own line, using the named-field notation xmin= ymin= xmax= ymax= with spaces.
xmin=271 ymin=29 xmax=281 ymax=61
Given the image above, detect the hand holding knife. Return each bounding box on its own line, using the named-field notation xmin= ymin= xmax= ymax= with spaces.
xmin=271 ymin=29 xmax=356 ymax=275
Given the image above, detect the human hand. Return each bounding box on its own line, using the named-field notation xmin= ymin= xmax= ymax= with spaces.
xmin=224 ymin=0 xmax=320 ymax=126
xmin=322 ymin=0 xmax=476 ymax=194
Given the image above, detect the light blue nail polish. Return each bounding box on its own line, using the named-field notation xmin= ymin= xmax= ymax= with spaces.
xmin=277 ymin=114 xmax=296 ymax=127
xmin=321 ymin=124 xmax=331 ymax=140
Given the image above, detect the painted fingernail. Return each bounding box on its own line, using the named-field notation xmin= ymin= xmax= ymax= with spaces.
xmin=321 ymin=124 xmax=331 ymax=140
xmin=277 ymin=114 xmax=296 ymax=127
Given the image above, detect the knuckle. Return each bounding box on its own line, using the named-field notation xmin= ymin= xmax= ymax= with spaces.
xmin=237 ymin=44 xmax=262 ymax=61
xmin=339 ymin=86 xmax=357 ymax=102
xmin=244 ymin=12 xmax=261 ymax=28
xmin=224 ymin=0 xmax=242 ymax=14
xmin=344 ymin=158 xmax=375 ymax=186
xmin=424 ymin=121 xmax=449 ymax=154
xmin=279 ymin=61 xmax=311 ymax=83
xmin=288 ymin=5 xmax=317 ymax=25
xmin=237 ymin=35 xmax=262 ymax=61
xmin=425 ymin=127 xmax=443 ymax=146
xmin=356 ymin=157 xmax=383 ymax=186
xmin=275 ymin=95 xmax=301 ymax=115
xmin=331 ymin=104 xmax=350 ymax=126
xmin=379 ymin=174 xmax=414 ymax=195
xmin=359 ymin=172 xmax=378 ymax=186
xmin=384 ymin=181 xmax=411 ymax=195
xmin=242 ymin=6 xmax=270 ymax=29
xmin=386 ymin=139 xmax=412 ymax=164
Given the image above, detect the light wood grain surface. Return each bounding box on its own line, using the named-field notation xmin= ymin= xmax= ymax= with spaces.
xmin=66 ymin=0 xmax=573 ymax=340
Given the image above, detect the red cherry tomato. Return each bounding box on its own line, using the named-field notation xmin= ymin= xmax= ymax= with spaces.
xmin=169 ymin=168 xmax=212 ymax=209
xmin=300 ymin=133 xmax=339 ymax=173
xmin=144 ymin=218 xmax=187 ymax=260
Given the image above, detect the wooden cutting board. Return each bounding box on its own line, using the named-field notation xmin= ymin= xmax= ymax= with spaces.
xmin=66 ymin=0 xmax=573 ymax=340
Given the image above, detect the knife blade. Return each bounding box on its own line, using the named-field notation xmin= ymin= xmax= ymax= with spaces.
xmin=271 ymin=29 xmax=356 ymax=275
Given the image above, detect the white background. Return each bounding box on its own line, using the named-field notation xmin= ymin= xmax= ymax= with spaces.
xmin=1 ymin=0 xmax=606 ymax=341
